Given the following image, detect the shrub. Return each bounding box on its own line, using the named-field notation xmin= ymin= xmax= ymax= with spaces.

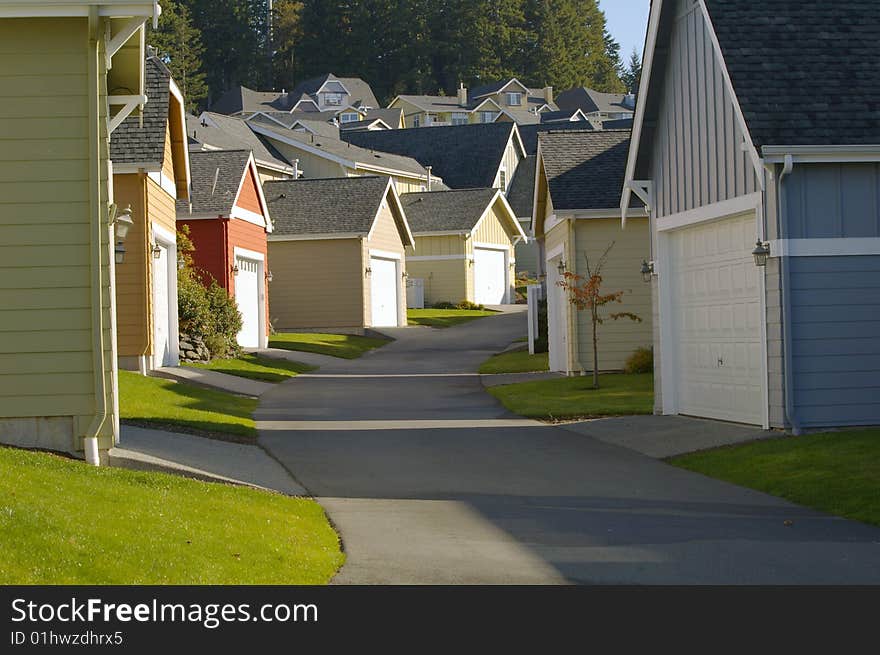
xmin=455 ymin=300 xmax=485 ymax=311
xmin=534 ymin=298 xmax=548 ymax=353
xmin=432 ymin=301 xmax=457 ymax=309
xmin=205 ymin=280 xmax=243 ymax=357
xmin=625 ymin=346 xmax=654 ymax=374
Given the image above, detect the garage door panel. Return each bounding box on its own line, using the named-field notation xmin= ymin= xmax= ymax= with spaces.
xmin=370 ymin=257 xmax=399 ymax=327
xmin=235 ymin=257 xmax=261 ymax=348
xmin=670 ymin=213 xmax=763 ymax=425
xmin=474 ymin=248 xmax=506 ymax=305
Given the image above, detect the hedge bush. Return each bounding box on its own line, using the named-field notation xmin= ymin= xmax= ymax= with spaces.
xmin=625 ymin=346 xmax=654 ymax=374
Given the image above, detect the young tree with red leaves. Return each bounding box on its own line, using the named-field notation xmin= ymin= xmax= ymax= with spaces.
xmin=557 ymin=241 xmax=641 ymax=389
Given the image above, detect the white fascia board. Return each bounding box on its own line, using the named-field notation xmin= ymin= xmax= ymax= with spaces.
xmin=255 ymin=158 xmax=294 ymax=175
xmin=412 ymin=230 xmax=468 ymax=237
xmin=471 ymin=190 xmax=527 ymax=241
xmin=620 ymin=0 xmax=664 ymax=217
xmin=0 ymin=2 xmax=158 ymax=19
xmin=152 ymin=221 xmax=176 ymax=246
xmin=406 ymin=254 xmax=467 ymax=261
xmin=471 ymin=97 xmax=503 ymax=113
xmin=167 ymin=77 xmax=192 ymax=194
xmin=147 ymin=170 xmax=177 ymax=199
xmin=268 ymin=232 xmax=364 ymax=242
xmin=769 ymin=237 xmax=880 ymax=257
xmin=568 ymin=208 xmax=649 ymax=220
xmin=246 ymin=111 xmax=292 ymax=129
xmin=762 ymin=145 xmax=880 ymax=163
xmin=231 ymin=153 xmax=272 ymax=232
xmin=531 ymin=141 xmax=544 ymax=236
xmin=112 ymin=162 xmax=160 ymax=174
xmin=656 ymin=192 xmax=761 ymax=232
xmin=367 ymin=179 xmax=415 ymax=247
xmin=368 ymin=248 xmax=402 ymax=261
xmin=317 ymin=78 xmax=351 ymax=97
xmin=354 ymin=162 xmax=429 ymax=181
xmin=233 ymin=245 xmax=265 ymax=262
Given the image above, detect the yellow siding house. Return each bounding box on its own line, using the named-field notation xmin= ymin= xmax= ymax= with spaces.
xmin=111 ymin=55 xmax=191 ymax=374
xmin=0 ymin=0 xmax=159 ymax=463
xmin=533 ymin=130 xmax=651 ymax=374
xmin=401 ymin=189 xmax=526 ymax=306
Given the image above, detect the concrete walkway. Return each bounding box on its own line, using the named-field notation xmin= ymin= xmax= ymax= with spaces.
xmin=257 ymin=311 xmax=880 ymax=584
xmin=155 ymin=366 xmax=272 ymax=397
xmin=111 ymin=425 xmax=306 ymax=496
xmin=248 ymin=347 xmax=342 ymax=369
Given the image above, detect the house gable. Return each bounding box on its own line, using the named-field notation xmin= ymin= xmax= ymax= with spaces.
xmin=367 ymin=182 xmax=414 ymax=248
xmin=625 ymin=0 xmax=761 ymax=221
xmin=232 ymin=158 xmax=272 ymax=231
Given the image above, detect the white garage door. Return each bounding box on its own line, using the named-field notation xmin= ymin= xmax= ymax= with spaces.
xmin=235 ymin=257 xmax=261 ymax=348
xmin=474 ymin=247 xmax=507 ymax=305
xmin=669 ymin=213 xmax=763 ymax=425
xmin=152 ymin=244 xmax=173 ymax=368
xmin=370 ymin=256 xmax=399 ymax=327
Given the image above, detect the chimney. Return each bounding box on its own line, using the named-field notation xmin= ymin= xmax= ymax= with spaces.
xmin=426 ymin=165 xmax=433 ymax=191
xmin=293 ymin=158 xmax=300 ymax=179
xmin=457 ymin=83 xmax=468 ymax=107
xmin=543 ymin=86 xmax=553 ymax=105
xmin=146 ymin=45 xmax=158 ymax=59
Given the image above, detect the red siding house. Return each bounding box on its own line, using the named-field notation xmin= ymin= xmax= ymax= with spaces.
xmin=177 ymin=150 xmax=273 ymax=348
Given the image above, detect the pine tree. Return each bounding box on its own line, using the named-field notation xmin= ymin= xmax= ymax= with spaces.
xmin=147 ymin=0 xmax=208 ymax=111
xmin=271 ymin=0 xmax=304 ymax=91
xmin=620 ymin=47 xmax=642 ymax=95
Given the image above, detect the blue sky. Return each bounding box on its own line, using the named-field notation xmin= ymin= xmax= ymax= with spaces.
xmin=599 ymin=0 xmax=651 ymax=60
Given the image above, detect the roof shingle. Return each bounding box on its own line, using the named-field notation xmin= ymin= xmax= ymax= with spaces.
xmin=399 ymin=188 xmax=498 ymax=233
xmin=178 ymin=149 xmax=252 ymax=217
xmin=110 ymin=57 xmax=171 ymax=165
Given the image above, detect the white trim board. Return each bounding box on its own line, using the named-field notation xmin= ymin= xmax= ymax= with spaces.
xmin=151 ymin=222 xmax=176 ymax=246
xmin=268 ymin=232 xmax=363 ymax=242
xmin=545 ymin=243 xmax=565 ymax=263
xmin=147 ymin=170 xmax=177 ymax=200
xmin=656 ymin=193 xmax=761 ymax=232
xmin=233 ymin=246 xmax=265 ymax=262
xmin=368 ymin=248 xmax=402 ymax=261
xmin=473 ymin=242 xmax=510 ymax=251
xmin=769 ymin=238 xmax=880 ymax=257
xmin=406 ymin=255 xmax=467 ymax=261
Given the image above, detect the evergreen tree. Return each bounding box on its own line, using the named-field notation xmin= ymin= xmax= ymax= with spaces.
xmin=271 ymin=0 xmax=304 ymax=91
xmin=620 ymin=47 xmax=642 ymax=95
xmin=147 ymin=0 xmax=208 ymax=111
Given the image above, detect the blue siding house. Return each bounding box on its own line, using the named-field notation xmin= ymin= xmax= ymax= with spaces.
xmin=622 ymin=0 xmax=880 ymax=432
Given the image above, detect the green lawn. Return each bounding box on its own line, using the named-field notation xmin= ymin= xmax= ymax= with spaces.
xmin=671 ymin=428 xmax=880 ymax=527
xmin=407 ymin=308 xmax=497 ymax=328
xmin=488 ymin=373 xmax=654 ymax=421
xmin=479 ymin=349 xmax=549 ymax=374
xmin=270 ymin=332 xmax=389 ymax=359
xmin=186 ymin=353 xmax=316 ymax=383
xmin=0 ymin=446 xmax=343 ymax=584
xmin=120 ymin=370 xmax=257 ymax=441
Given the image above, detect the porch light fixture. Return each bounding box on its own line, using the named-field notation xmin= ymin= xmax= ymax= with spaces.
xmin=401 ymin=270 xmax=409 ymax=279
xmin=640 ymin=259 xmax=655 ymax=283
xmin=266 ymin=270 xmax=274 ymax=283
xmin=112 ymin=204 xmax=134 ymax=264
xmin=151 ymin=243 xmax=161 ymax=259
xmin=365 ymin=266 xmax=372 ymax=277
xmin=232 ymin=264 xmax=240 ymax=276
xmin=557 ymin=260 xmax=567 ymax=275
xmin=752 ymin=240 xmax=771 ymax=267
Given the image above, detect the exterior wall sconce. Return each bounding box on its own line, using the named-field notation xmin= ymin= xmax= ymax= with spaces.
xmin=640 ymin=259 xmax=655 ymax=282
xmin=557 ymin=260 xmax=567 ymax=275
xmin=112 ymin=204 xmax=134 ymax=264
xmin=365 ymin=266 xmax=372 ymax=277
xmin=266 ymin=270 xmax=273 ymax=283
xmin=752 ymin=241 xmax=771 ymax=267
xmin=151 ymin=243 xmax=162 ymax=259
xmin=401 ymin=270 xmax=409 ymax=279
xmin=232 ymin=264 xmax=240 ymax=276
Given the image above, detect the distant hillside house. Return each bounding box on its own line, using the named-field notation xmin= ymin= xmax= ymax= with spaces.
xmin=556 ymin=87 xmax=636 ymax=121
xmin=390 ymin=78 xmax=558 ymax=127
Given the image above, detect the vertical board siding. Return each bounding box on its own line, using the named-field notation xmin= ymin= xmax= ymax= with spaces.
xmin=573 ymin=218 xmax=653 ymax=371
xmin=783 ymin=163 xmax=880 ymax=239
xmin=650 ymin=0 xmax=759 ymax=219
xmin=268 ymin=238 xmax=364 ymax=328
xmin=789 ymin=255 xmax=880 ymax=427
xmin=0 ymin=18 xmax=113 ymax=444
xmin=113 ymin=173 xmax=150 ymax=358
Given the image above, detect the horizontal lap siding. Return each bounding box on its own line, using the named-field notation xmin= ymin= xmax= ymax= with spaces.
xmin=178 ymin=219 xmax=228 ymax=289
xmin=235 ymin=166 xmax=263 ymax=214
xmin=227 ymin=217 xmax=269 ymax=334
xmin=573 ymin=218 xmax=653 ymax=371
xmin=789 ymin=255 xmax=880 ymax=427
xmin=0 ymin=18 xmax=113 ymax=440
xmin=113 ymin=174 xmax=150 ymax=357
xmin=268 ymin=239 xmax=365 ymax=329
xmin=407 ymin=259 xmax=468 ymax=305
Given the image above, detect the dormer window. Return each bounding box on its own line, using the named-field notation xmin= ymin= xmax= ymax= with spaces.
xmin=506 ymin=92 xmax=522 ymax=106
xmin=323 ymin=92 xmax=344 ymax=106
xmin=340 ymin=112 xmax=360 ymax=123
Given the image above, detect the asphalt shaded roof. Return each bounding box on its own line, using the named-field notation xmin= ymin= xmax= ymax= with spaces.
xmin=289 ymin=74 xmax=379 ymax=109
xmin=209 ymin=85 xmax=288 ymax=115
xmin=601 ymin=118 xmax=634 ymax=130
xmin=342 ymin=123 xmax=517 ymax=188
xmin=255 ymin=123 xmax=428 ymax=177
xmin=518 ymin=121 xmax=596 ymax=155
xmin=399 ymin=188 xmax=499 ymax=233
xmin=539 ymin=130 xmax=641 ymax=210
xmin=111 ymin=57 xmax=171 ymax=164
xmin=178 ymin=149 xmax=252 ymax=216
xmin=264 ymin=176 xmax=390 ymax=236
xmin=506 ymin=155 xmax=537 ymax=217
xmin=556 ymin=87 xmax=636 ymax=115
xmin=291 ymin=118 xmax=341 ymax=140
xmin=187 ymin=112 xmax=291 ymax=170
xmin=704 ymin=0 xmax=880 ymax=147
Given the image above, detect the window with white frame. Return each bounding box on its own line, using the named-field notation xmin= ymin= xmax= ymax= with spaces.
xmin=452 ymin=112 xmax=468 ymax=125
xmin=322 ymin=92 xmax=344 ymax=106
xmin=413 ymin=115 xmax=421 ymax=127
xmin=340 ymin=112 xmax=360 ymax=123
xmin=480 ymin=111 xmax=497 ymax=123
xmin=506 ymin=92 xmax=522 ymax=106
xmin=499 ymin=168 xmax=507 ymax=192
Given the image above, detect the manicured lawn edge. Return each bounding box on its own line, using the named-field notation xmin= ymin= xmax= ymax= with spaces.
xmin=185 ymin=353 xmax=317 ymax=383
xmin=0 ymin=446 xmax=344 ymax=584
xmin=670 ymin=428 xmax=880 ymax=527
xmin=479 ymin=349 xmax=549 ymax=374
xmin=487 ymin=373 xmax=654 ymax=421
xmin=407 ymin=308 xmax=498 ymax=329
xmin=269 ymin=333 xmax=390 ymax=359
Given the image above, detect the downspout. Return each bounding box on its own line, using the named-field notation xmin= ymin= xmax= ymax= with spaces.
xmin=84 ymin=7 xmax=107 ymax=465
xmin=778 ymin=154 xmax=802 ymax=435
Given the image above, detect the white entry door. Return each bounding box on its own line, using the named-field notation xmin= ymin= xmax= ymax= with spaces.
xmin=235 ymin=256 xmax=262 ymax=348
xmin=370 ymin=256 xmax=399 ymax=327
xmin=546 ymin=255 xmax=567 ymax=372
xmin=474 ymin=247 xmax=507 ymax=305
xmin=668 ymin=213 xmax=763 ymax=425
xmin=152 ymin=244 xmax=172 ymax=368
